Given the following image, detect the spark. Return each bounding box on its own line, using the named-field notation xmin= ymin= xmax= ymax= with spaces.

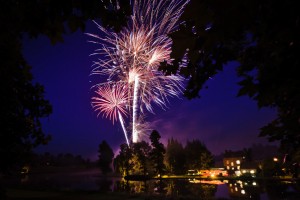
xmin=88 ymin=0 xmax=189 ymax=143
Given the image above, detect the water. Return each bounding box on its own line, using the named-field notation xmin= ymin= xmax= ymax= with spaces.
xmin=2 ymin=169 xmax=300 ymax=200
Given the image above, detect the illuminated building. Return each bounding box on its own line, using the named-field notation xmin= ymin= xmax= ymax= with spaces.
xmin=223 ymin=157 xmax=243 ymax=176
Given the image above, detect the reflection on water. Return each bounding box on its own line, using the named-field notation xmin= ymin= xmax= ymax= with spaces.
xmin=116 ymin=179 xmax=300 ymax=200
xmin=2 ymin=170 xmax=300 ymax=199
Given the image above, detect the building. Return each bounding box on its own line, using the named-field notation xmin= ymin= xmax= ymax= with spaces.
xmin=223 ymin=157 xmax=243 ymax=175
xmin=223 ymin=157 xmax=258 ymax=177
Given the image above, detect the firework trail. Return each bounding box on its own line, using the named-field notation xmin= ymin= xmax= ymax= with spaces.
xmin=91 ymin=83 xmax=130 ymax=145
xmin=118 ymin=112 xmax=130 ymax=146
xmin=88 ymin=0 xmax=188 ymax=143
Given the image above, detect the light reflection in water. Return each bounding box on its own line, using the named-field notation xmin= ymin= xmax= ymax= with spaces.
xmin=3 ymin=172 xmax=300 ymax=199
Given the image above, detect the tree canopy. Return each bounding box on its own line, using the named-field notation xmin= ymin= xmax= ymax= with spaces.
xmin=185 ymin=140 xmax=214 ymax=170
xmin=114 ymin=143 xmax=133 ymax=176
xmin=149 ymin=130 xmax=166 ymax=176
xmin=160 ymin=0 xmax=300 ymax=154
xmin=0 ymin=0 xmax=130 ymax=174
xmin=165 ymin=138 xmax=186 ymax=174
xmin=98 ymin=140 xmax=114 ymax=174
xmin=114 ymin=132 xmax=215 ymax=176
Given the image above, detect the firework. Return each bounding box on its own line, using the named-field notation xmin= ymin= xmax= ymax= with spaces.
xmin=91 ymin=83 xmax=130 ymax=145
xmin=91 ymin=83 xmax=128 ymax=124
xmin=88 ymin=0 xmax=188 ymax=143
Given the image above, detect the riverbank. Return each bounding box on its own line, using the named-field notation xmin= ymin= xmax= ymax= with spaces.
xmin=126 ymin=174 xmax=300 ymax=182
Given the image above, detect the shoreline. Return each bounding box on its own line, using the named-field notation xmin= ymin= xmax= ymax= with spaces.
xmin=126 ymin=174 xmax=300 ymax=181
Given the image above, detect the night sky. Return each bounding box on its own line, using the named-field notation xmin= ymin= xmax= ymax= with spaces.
xmin=22 ymin=21 xmax=277 ymax=160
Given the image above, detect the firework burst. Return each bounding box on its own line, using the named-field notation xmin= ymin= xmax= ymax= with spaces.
xmin=88 ymin=0 xmax=188 ymax=143
xmin=91 ymin=83 xmax=128 ymax=124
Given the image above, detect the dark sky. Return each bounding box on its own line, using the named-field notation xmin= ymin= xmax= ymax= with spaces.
xmin=22 ymin=21 xmax=277 ymax=160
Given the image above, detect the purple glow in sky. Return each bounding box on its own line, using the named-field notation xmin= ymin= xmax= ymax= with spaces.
xmin=22 ymin=21 xmax=277 ymax=160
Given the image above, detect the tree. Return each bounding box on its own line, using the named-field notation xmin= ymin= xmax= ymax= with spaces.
xmin=114 ymin=143 xmax=133 ymax=176
xmin=185 ymin=139 xmax=214 ymax=170
xmin=132 ymin=141 xmax=152 ymax=175
xmin=0 ymin=0 xmax=130 ymax=175
xmin=199 ymin=151 xmax=215 ymax=170
xmin=160 ymin=0 xmax=300 ymax=155
xmin=0 ymin=72 xmax=52 ymax=174
xmin=165 ymin=138 xmax=186 ymax=174
xmin=98 ymin=140 xmax=114 ymax=175
xmin=149 ymin=130 xmax=166 ymax=176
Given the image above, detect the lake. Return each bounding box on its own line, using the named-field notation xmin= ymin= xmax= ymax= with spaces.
xmin=2 ymin=169 xmax=300 ymax=199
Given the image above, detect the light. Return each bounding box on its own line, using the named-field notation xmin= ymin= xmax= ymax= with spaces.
xmin=252 ymin=182 xmax=257 ymax=186
xmin=250 ymin=170 xmax=255 ymax=174
xmin=241 ymin=189 xmax=245 ymax=194
xmin=235 ymin=171 xmax=241 ymax=176
xmin=236 ymin=160 xmax=240 ymax=164
xmin=273 ymin=157 xmax=278 ymax=162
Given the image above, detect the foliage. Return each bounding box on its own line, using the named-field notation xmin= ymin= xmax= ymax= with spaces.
xmin=132 ymin=141 xmax=152 ymax=175
xmin=114 ymin=143 xmax=143 ymax=176
xmin=149 ymin=130 xmax=166 ymax=176
xmin=1 ymin=0 xmax=131 ymax=43
xmin=165 ymin=138 xmax=186 ymax=174
xmin=114 ymin=134 xmax=214 ymax=176
xmin=114 ymin=143 xmax=133 ymax=176
xmin=199 ymin=152 xmax=215 ymax=170
xmin=0 ymin=58 xmax=52 ymax=173
xmin=185 ymin=140 xmax=214 ymax=170
xmin=262 ymin=157 xmax=282 ymax=177
xmin=159 ymin=0 xmax=300 ymax=155
xmin=0 ymin=0 xmax=130 ymax=175
xmin=98 ymin=140 xmax=114 ymax=174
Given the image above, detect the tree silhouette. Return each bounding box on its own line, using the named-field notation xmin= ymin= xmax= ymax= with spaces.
xmin=160 ymin=0 xmax=300 ymax=155
xmin=0 ymin=0 xmax=130 ymax=174
xmin=185 ymin=139 xmax=214 ymax=170
xmin=165 ymin=138 xmax=186 ymax=174
xmin=149 ymin=130 xmax=166 ymax=176
xmin=199 ymin=151 xmax=215 ymax=170
xmin=98 ymin=140 xmax=114 ymax=175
